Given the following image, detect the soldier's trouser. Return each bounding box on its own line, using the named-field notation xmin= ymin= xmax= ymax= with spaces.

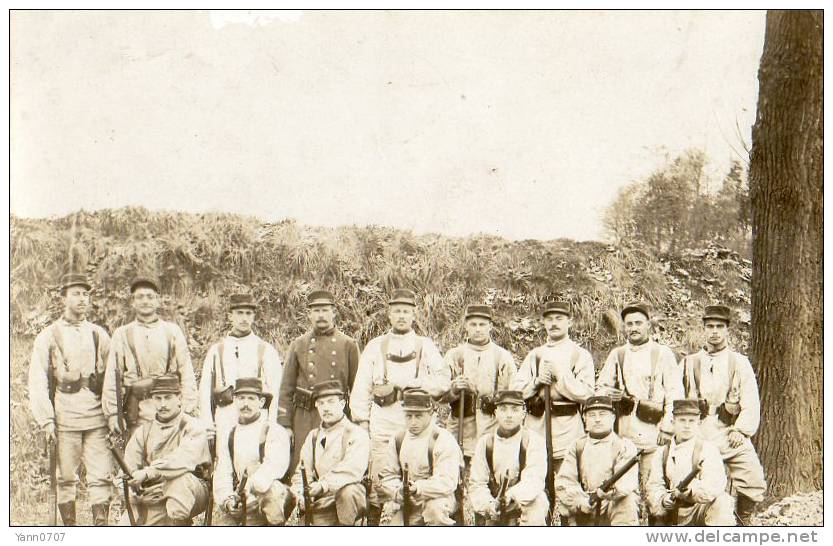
xmin=518 ymin=493 xmax=550 ymax=526
xmin=677 ymin=493 xmax=735 ymax=526
xmin=117 ymin=473 xmax=208 ymax=526
xmin=303 ymin=483 xmax=367 ymax=526
xmin=214 ymin=481 xmax=295 ymax=526
xmin=572 ymin=493 xmax=640 ymax=526
xmin=722 ymin=440 xmax=767 ymax=503
xmin=56 ymin=426 xmax=112 ymax=505
xmin=386 ymin=495 xmax=457 ymax=526
xmin=368 ymin=433 xmax=391 ymax=507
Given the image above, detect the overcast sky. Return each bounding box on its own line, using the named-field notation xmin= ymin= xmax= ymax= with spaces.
xmin=10 ymin=10 xmax=765 ymax=241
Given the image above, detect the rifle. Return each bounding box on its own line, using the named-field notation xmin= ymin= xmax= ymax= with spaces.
xmin=300 ymin=461 xmax=314 ymax=526
xmin=109 ymin=442 xmax=140 ymax=526
xmin=46 ymin=346 xmax=58 ymax=526
xmin=588 ymin=449 xmax=645 ymax=524
xmin=112 ymin=353 xmax=137 ymax=525
xmin=235 ymin=470 xmax=249 ymax=527
xmin=496 ymin=470 xmax=511 ymax=526
xmin=401 ymin=463 xmax=411 ymax=527
xmin=667 ymin=462 xmax=702 ymax=526
xmin=455 ymin=365 xmax=467 ymax=526
xmin=542 ymin=380 xmax=554 ymax=525
xmin=204 ymin=356 xmax=218 ymax=527
xmin=46 ymin=436 xmax=57 ymax=526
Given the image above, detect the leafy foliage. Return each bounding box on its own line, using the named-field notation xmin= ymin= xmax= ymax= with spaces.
xmin=603 ymin=150 xmax=751 ymax=257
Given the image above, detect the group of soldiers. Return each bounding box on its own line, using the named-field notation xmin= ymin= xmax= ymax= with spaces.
xmin=28 ymin=273 xmax=767 ymax=527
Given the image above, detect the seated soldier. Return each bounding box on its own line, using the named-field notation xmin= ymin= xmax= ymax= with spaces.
xmin=213 ymin=378 xmax=295 ymax=526
xmin=647 ymin=399 xmax=735 ymax=526
xmin=378 ymin=389 xmax=462 ymax=526
xmin=469 ymin=390 xmax=548 ymax=526
xmin=118 ymin=375 xmax=210 ymax=526
xmin=291 ymin=379 xmax=370 ymax=526
xmin=556 ymin=395 xmax=640 ymax=526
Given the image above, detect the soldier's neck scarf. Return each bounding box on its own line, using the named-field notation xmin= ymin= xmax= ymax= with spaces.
xmin=467 ymin=337 xmax=490 ymax=348
xmin=588 ymin=429 xmax=613 ymax=440
xmin=496 ymin=425 xmax=521 ymax=439
xmin=229 ymin=330 xmax=251 ymax=338
xmin=706 ymin=341 xmax=728 ymax=354
xmin=61 ymin=314 xmax=84 ymax=326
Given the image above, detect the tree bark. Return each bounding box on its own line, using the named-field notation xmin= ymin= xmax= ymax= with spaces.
xmin=749 ymin=10 xmax=823 ymax=497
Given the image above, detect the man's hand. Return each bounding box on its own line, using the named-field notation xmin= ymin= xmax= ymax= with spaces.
xmin=657 ymin=430 xmax=673 ymax=446
xmin=578 ymin=495 xmax=594 ymax=514
xmin=593 ymin=487 xmax=616 ymax=502
xmin=727 ymin=429 xmax=746 ymax=448
xmin=107 ymin=415 xmax=121 ymax=435
xmin=485 ymin=498 xmax=500 ymax=520
xmin=536 ymin=367 xmax=553 ymax=386
xmin=204 ymin=422 xmax=216 ymax=442
xmin=128 ymin=467 xmax=159 ymax=488
xmin=136 ymin=482 xmax=164 ymax=505
xmin=661 ymin=492 xmax=677 ymax=510
xmin=452 ymin=376 xmax=471 ymax=393
xmin=309 ymin=482 xmax=324 ymax=498
xmin=224 ymin=495 xmax=242 ymax=517
xmin=42 ymin=422 xmax=56 ymax=443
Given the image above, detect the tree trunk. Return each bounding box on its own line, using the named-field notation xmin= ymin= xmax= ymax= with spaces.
xmin=749 ymin=10 xmax=823 ymax=498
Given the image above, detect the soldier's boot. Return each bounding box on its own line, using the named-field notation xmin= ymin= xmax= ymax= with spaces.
xmin=366 ymin=504 xmax=382 ymax=527
xmin=735 ymin=494 xmax=757 ymax=526
xmin=58 ymin=502 xmax=76 ymax=526
xmin=91 ymin=503 xmax=110 ymax=526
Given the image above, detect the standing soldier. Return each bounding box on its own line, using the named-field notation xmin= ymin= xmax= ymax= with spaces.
xmin=214 ymin=378 xmax=295 ymax=526
xmin=469 ymin=391 xmax=549 ymax=526
xmin=378 ymin=389 xmax=462 ymax=526
xmin=199 ymin=293 xmax=283 ymax=444
xmin=679 ymin=305 xmax=766 ymax=525
xmin=646 ymin=399 xmax=735 ymax=526
xmin=28 ymin=273 xmax=113 ymax=525
xmin=103 ymin=276 xmax=197 ymax=439
xmin=556 ymin=396 xmax=640 ymax=526
xmin=596 ymin=302 xmax=683 ymax=492
xmin=117 ymin=375 xmax=210 ymax=526
xmin=278 ymin=289 xmax=360 ymax=475
xmin=349 ymin=289 xmax=451 ymax=525
xmin=512 ymin=302 xmax=595 ymax=475
xmin=441 ymin=305 xmax=516 ymax=462
xmin=291 ymin=380 xmax=370 ymax=526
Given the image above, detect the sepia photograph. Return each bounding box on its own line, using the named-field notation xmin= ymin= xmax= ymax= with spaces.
xmin=8 ymin=7 xmax=823 ymax=536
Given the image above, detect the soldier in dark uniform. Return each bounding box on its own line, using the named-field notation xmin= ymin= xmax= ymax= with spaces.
xmin=277 ymin=290 xmax=360 ymax=476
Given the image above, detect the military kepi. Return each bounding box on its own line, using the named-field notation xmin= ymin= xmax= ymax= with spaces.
xmin=402 ymin=389 xmax=432 ymax=411
xmin=60 ymin=272 xmax=92 ymax=292
xmin=621 ymin=301 xmax=650 ymax=320
xmin=702 ymin=304 xmax=731 ymax=324
xmin=583 ymin=395 xmax=614 ymax=413
xmin=389 ymin=288 xmax=417 ymax=306
xmin=234 ymin=377 xmax=265 ymax=396
xmin=150 ymin=374 xmax=181 ymax=395
xmin=312 ymin=379 xmax=344 ymax=400
xmin=465 ymin=304 xmax=492 ymax=321
xmin=131 ymin=275 xmax=160 ymax=293
xmin=673 ymin=399 xmax=702 ymax=416
xmin=229 ymin=293 xmax=257 ymax=310
xmin=494 ymin=390 xmax=525 ymax=406
xmin=308 ymin=290 xmax=336 ymax=307
xmin=543 ymin=301 xmax=571 ymax=317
